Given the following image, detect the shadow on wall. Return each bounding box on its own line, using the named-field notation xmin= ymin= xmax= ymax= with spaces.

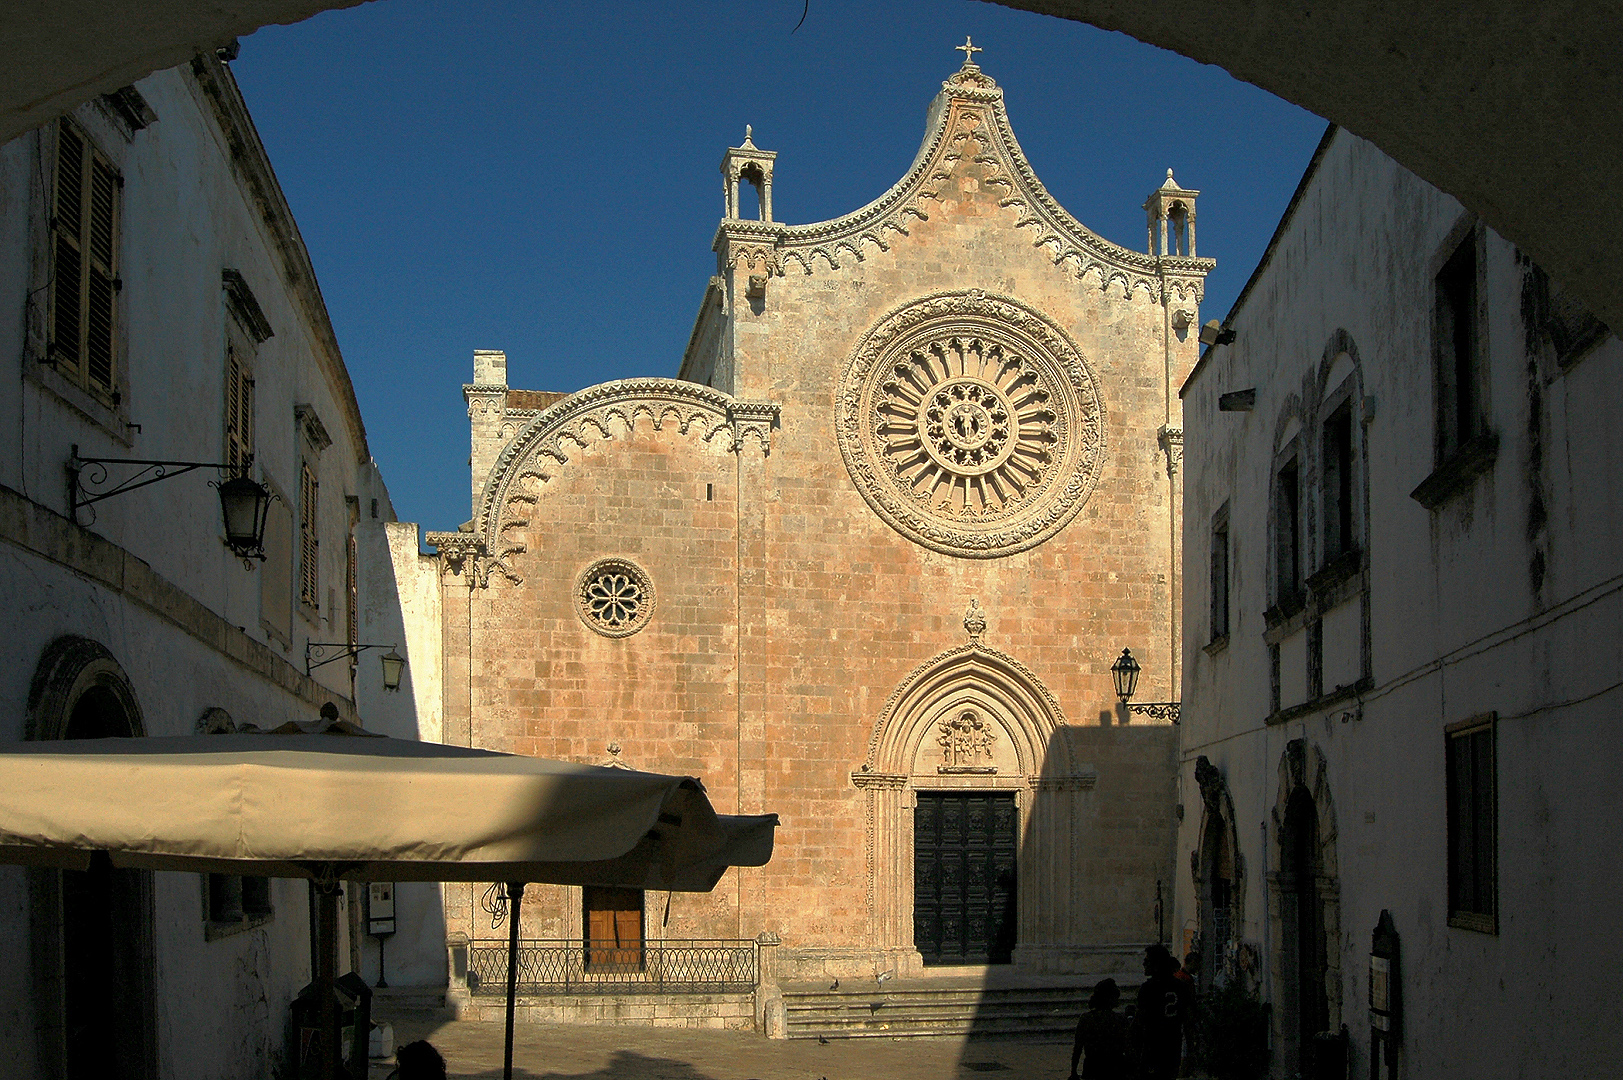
xmin=354 ymin=516 xmax=450 ymax=989
xmin=953 ymin=717 xmax=1179 ymax=1059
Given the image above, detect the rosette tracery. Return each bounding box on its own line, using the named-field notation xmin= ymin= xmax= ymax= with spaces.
xmin=838 ymin=291 xmax=1104 ymax=557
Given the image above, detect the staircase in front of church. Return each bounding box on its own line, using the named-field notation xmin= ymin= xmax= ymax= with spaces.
xmin=780 ymin=971 xmax=1138 ymax=1040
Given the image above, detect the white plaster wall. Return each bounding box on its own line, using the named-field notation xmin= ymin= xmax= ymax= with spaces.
xmin=355 ymin=515 xmax=449 ymax=988
xmin=1177 ymin=129 xmax=1623 ymax=1078
xmin=0 ymin=58 xmax=406 ymax=1079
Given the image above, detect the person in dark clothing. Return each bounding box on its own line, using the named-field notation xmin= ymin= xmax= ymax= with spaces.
xmin=1071 ymin=978 xmax=1130 ymax=1079
xmin=1132 ymin=944 xmax=1195 ymax=1080
xmin=390 ymin=1040 xmax=447 ymax=1080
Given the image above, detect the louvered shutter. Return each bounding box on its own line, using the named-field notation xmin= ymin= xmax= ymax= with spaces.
xmin=225 ymin=345 xmax=255 ymax=472
xmin=51 ymin=124 xmax=84 ymax=375
xmin=84 ymin=158 xmax=117 ymax=390
xmin=49 ymin=120 xmax=119 ymax=397
xmin=300 ymin=464 xmax=319 ymax=608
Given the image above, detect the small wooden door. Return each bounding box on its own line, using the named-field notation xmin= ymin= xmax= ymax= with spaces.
xmin=914 ymin=792 xmax=1018 ymax=965
xmin=583 ymin=886 xmax=643 ymax=969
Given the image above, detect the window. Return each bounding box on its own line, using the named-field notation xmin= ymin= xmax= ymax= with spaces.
xmin=49 ymin=118 xmax=120 ymax=398
xmin=1210 ymin=503 xmax=1230 ymax=642
xmin=222 ymin=269 xmax=271 ymax=475
xmin=299 ymin=462 xmax=319 ymax=610
xmin=1321 ymin=401 xmax=1355 ymax=561
xmin=1435 ymin=233 xmax=1482 ymax=463
xmin=1274 ymin=454 xmax=1302 ymax=601
xmin=1446 ymin=714 xmax=1497 ymax=932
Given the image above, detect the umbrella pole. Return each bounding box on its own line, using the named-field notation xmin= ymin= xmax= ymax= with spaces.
xmin=315 ymin=877 xmax=341 ymax=1080
xmin=503 ymin=881 xmax=525 ymax=1080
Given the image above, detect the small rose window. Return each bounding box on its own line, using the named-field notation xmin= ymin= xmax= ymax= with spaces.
xmin=576 ymin=558 xmax=655 ymax=637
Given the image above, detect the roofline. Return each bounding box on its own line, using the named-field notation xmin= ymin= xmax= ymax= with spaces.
xmin=187 ymin=52 xmax=372 ymax=465
xmin=1181 ymin=121 xmax=1340 ymax=398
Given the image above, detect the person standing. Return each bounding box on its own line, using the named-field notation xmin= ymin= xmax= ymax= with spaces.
xmin=1071 ymin=978 xmax=1130 ymax=1079
xmin=1133 ymin=944 xmax=1195 ymax=1080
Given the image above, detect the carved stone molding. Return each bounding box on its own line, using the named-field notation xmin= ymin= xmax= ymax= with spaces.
xmin=850 ymin=770 xmax=909 ymax=790
xmin=1028 ymin=772 xmax=1098 ymax=791
xmin=424 ymin=531 xmax=521 ymax=589
xmin=837 ymin=290 xmax=1105 ymax=558
xmin=726 ymin=399 xmax=781 ymax=454
xmin=473 ymin=378 xmax=781 ymax=552
xmin=858 ymin=641 xmax=1070 ymax=777
xmin=1158 ymin=424 xmax=1184 ymax=479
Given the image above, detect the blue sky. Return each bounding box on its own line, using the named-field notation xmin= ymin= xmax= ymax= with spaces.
xmin=231 ymin=0 xmax=1326 ymax=533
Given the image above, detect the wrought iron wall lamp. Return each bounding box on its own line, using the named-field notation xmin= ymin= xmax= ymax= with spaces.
xmin=306 ymin=642 xmax=406 ymax=689
xmin=69 ymin=443 xmax=275 ymax=567
xmin=1110 ymin=647 xmax=1181 ymax=724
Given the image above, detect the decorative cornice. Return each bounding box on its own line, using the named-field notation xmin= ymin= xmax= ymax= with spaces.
xmin=850 ymin=770 xmax=909 ymax=790
xmin=1029 ymin=772 xmax=1098 ymax=791
xmin=473 ymin=379 xmax=780 ymax=554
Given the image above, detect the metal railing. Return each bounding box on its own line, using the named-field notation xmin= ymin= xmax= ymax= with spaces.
xmin=466 ymin=939 xmax=758 ymax=995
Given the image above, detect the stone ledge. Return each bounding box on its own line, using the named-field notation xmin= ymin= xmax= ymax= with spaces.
xmin=0 ymin=483 xmax=355 ymax=722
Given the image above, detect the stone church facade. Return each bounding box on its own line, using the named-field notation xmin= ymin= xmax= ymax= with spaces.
xmin=424 ymin=53 xmax=1208 ymax=984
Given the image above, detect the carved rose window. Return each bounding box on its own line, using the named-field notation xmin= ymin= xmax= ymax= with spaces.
xmin=837 ymin=291 xmax=1104 ymax=557
xmin=576 ymin=558 xmax=655 ymax=637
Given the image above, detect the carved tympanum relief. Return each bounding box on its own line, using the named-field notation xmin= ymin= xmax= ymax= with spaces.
xmin=937 ymin=708 xmax=998 ymax=773
xmin=837 ymin=290 xmax=1105 ymax=557
xmin=576 ymin=558 xmax=655 ymax=638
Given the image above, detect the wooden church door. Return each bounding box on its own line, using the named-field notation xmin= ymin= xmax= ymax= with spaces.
xmin=914 ymin=792 xmax=1018 ymax=964
xmin=584 ymin=886 xmax=644 ymax=969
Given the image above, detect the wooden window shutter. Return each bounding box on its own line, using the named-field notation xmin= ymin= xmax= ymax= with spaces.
xmin=225 ymin=345 xmax=255 ymax=473
xmin=85 ymin=156 xmax=118 ymax=391
xmin=50 ymin=123 xmax=85 ymax=377
xmin=300 ymin=463 xmax=319 ymax=608
xmin=49 ymin=120 xmax=119 ymax=395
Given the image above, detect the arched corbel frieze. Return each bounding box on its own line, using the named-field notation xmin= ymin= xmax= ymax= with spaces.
xmin=432 ymin=379 xmax=779 ymax=588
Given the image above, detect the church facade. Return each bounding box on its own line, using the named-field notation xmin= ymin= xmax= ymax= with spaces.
xmin=421 ymin=52 xmax=1209 ymax=989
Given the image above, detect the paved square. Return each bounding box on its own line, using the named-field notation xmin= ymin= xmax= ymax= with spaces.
xmin=372 ymin=1019 xmax=1070 ymax=1080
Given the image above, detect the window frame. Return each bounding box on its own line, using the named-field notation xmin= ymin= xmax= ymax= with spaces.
xmin=1434 ymin=229 xmax=1485 ymax=466
xmin=1272 ymin=446 xmax=1303 ymax=608
xmin=1445 ymin=712 xmax=1498 ymax=934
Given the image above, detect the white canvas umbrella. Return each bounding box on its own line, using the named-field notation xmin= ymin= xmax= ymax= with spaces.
xmin=0 ymin=731 xmax=777 ymax=1080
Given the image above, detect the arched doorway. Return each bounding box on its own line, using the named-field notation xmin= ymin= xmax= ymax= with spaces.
xmin=26 ymin=636 xmax=157 ymax=1080
xmin=1268 ymin=739 xmax=1339 ymax=1080
xmin=1192 ymin=755 xmax=1243 ymax=989
xmin=1198 ymin=810 xmax=1235 ymax=985
xmin=1281 ymin=786 xmax=1329 ymax=1075
xmin=851 ymin=638 xmax=1076 ymax=974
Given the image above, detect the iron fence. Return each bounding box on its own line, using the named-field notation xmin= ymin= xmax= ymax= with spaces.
xmin=467 ymin=939 xmax=758 ymax=995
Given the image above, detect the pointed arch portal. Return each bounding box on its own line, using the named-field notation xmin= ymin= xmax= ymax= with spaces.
xmin=851 ymin=644 xmax=1100 ymax=973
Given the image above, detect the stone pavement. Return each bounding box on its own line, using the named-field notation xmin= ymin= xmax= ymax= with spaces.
xmin=369 ymin=1018 xmax=1071 ymax=1079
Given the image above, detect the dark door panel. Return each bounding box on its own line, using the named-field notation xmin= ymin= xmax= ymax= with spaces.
xmin=915 ymin=792 xmax=1017 ymax=965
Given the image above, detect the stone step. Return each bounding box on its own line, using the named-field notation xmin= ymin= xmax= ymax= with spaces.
xmin=370 ymin=987 xmax=453 ymax=1021
xmin=781 ymin=979 xmax=1135 ymax=1041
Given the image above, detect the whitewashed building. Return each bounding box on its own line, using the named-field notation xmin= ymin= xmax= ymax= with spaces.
xmin=0 ymin=51 xmax=425 ymax=1078
xmin=1176 ymin=126 xmax=1623 ymax=1078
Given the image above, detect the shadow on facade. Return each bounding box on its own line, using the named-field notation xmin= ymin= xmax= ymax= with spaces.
xmin=951 ymin=715 xmax=1178 ymax=1062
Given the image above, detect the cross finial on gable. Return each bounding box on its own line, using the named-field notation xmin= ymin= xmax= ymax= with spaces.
xmin=955 ymin=36 xmax=983 ymax=67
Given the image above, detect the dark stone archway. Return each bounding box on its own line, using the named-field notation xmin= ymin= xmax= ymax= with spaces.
xmin=25 ymin=636 xmax=158 ymax=1080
